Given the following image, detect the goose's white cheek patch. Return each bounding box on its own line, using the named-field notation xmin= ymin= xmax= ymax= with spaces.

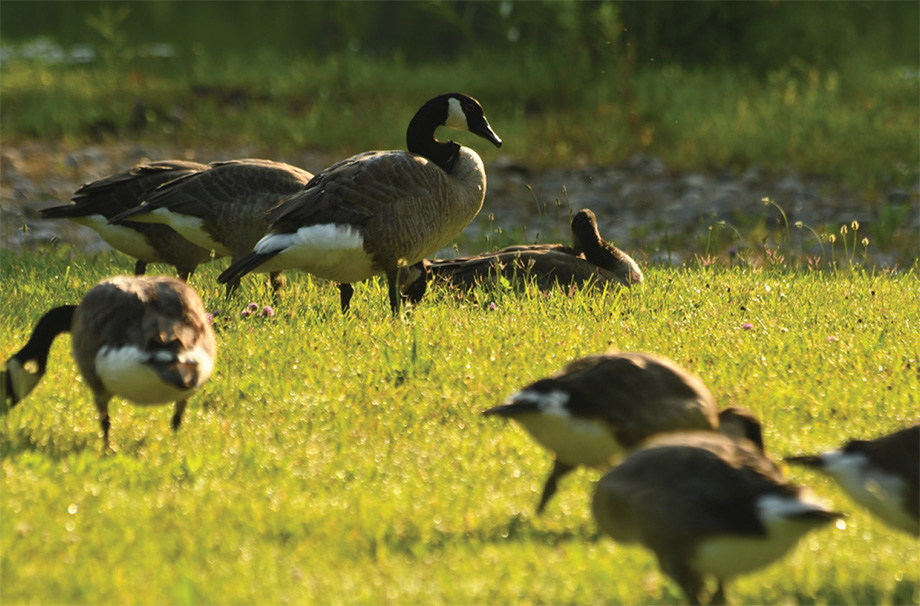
xmin=820 ymin=451 xmax=917 ymax=533
xmin=182 ymin=347 xmax=215 ymax=386
xmin=95 ymin=346 xmax=199 ymax=404
xmin=5 ymin=357 xmax=43 ymax=402
xmin=254 ymin=224 xmax=376 ymax=283
xmin=444 ymin=97 xmax=469 ymax=131
xmin=73 ymin=216 xmax=160 ymax=261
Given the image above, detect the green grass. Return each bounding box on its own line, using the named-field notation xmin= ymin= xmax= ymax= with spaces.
xmin=1 ymin=247 xmax=918 ymax=605
xmin=1 ymin=49 xmax=917 ymax=188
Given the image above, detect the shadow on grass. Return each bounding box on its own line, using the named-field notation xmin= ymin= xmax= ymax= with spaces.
xmin=353 ymin=512 xmax=601 ymax=561
xmin=783 ymin=578 xmax=919 ymax=606
xmin=0 ymin=428 xmax=100 ymax=461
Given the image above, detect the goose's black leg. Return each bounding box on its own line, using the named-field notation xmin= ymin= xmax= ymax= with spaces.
xmin=660 ymin=558 xmax=706 ymax=606
xmin=94 ymin=394 xmax=112 ymax=450
xmin=223 ymin=278 xmax=241 ymax=298
xmin=339 ymin=283 xmax=354 ymax=313
xmin=269 ymin=271 xmax=285 ymax=296
xmin=536 ymin=458 xmax=575 ymax=514
xmin=134 ymin=260 xmax=148 ymax=276
xmin=172 ymin=400 xmax=188 ymax=431
xmin=385 ymin=270 xmax=401 ymax=315
xmin=710 ymin=581 xmax=727 ymax=606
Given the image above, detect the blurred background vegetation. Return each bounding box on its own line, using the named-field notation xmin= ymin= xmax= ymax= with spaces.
xmin=1 ymin=0 xmax=918 ymax=186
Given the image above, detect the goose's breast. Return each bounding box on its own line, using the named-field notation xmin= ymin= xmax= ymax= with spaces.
xmin=94 ymin=345 xmax=210 ymax=404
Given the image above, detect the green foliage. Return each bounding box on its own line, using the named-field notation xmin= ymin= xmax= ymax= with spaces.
xmin=2 ymin=1 xmax=916 ymax=70
xmin=1 ymin=2 xmax=917 ymax=187
xmin=2 ymin=248 xmax=918 ymax=605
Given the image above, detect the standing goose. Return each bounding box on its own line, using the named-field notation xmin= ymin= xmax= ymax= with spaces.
xmin=1 ymin=276 xmax=216 ymax=449
xmin=483 ymin=351 xmax=748 ymax=514
xmin=216 ymin=92 xmax=503 ymax=314
xmin=787 ymin=424 xmax=919 ymax=535
xmin=109 ymin=158 xmax=315 ymax=292
xmin=592 ymin=429 xmax=843 ymax=605
xmin=409 ymin=208 xmax=642 ymax=297
xmin=40 ymin=161 xmax=214 ymax=280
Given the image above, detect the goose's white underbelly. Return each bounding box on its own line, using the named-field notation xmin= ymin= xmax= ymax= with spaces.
xmin=254 ymin=224 xmax=376 ymax=283
xmin=95 ymin=345 xmax=210 ymax=404
xmin=134 ymin=209 xmax=233 ymax=256
xmin=818 ymin=451 xmax=918 ymax=534
xmin=503 ymin=389 xmax=624 ymax=467
xmin=692 ymin=494 xmax=833 ymax=578
xmin=73 ymin=216 xmax=160 ymax=261
xmin=517 ymin=413 xmax=623 ymax=467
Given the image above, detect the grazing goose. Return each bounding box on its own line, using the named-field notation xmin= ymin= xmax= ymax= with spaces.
xmin=592 ymin=430 xmax=843 ymax=606
xmin=408 ymin=208 xmax=642 ymax=298
xmin=40 ymin=161 xmax=214 ymax=280
xmin=787 ymin=424 xmax=919 ymax=535
xmin=216 ymin=92 xmax=503 ymax=314
xmin=1 ymin=276 xmax=216 ymax=449
xmin=109 ymin=158 xmax=315 ymax=292
xmin=483 ymin=351 xmax=750 ymax=513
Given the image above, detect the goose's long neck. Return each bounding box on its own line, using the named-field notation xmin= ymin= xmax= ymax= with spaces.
xmin=15 ymin=305 xmax=77 ymax=370
xmin=4 ymin=305 xmax=76 ymax=407
xmin=581 ymin=235 xmax=621 ymax=271
xmin=407 ymin=112 xmax=461 ymax=173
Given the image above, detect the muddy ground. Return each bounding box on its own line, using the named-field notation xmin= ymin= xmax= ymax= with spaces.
xmin=2 ymin=141 xmax=917 ymax=267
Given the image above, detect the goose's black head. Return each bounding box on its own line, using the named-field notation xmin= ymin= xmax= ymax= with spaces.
xmin=407 ymin=93 xmax=502 ymax=171
xmin=718 ymin=407 xmax=765 ymax=452
xmin=570 ymin=209 xmax=601 ymax=254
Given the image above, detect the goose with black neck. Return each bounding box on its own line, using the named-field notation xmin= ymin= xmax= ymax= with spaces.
xmin=217 ymin=92 xmax=502 ymax=314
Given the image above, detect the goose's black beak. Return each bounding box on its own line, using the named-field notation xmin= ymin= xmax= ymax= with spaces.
xmin=471 ymin=119 xmax=503 ymax=149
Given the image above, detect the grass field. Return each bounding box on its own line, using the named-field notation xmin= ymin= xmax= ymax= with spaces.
xmin=1 ymin=247 xmax=917 ymax=605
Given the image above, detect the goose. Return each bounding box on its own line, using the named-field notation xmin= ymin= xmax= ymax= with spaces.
xmin=109 ymin=158 xmax=315 ymax=292
xmin=216 ymin=92 xmax=503 ymax=314
xmin=40 ymin=160 xmax=214 ymax=280
xmin=1 ymin=276 xmax=216 ymax=449
xmin=482 ymin=351 xmax=751 ymax=514
xmin=787 ymin=423 xmax=919 ymax=535
xmin=592 ymin=429 xmax=843 ymax=605
xmin=405 ymin=208 xmax=642 ymax=299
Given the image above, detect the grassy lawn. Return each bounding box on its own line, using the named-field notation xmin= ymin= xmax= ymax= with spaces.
xmin=1 ymin=248 xmax=917 ymax=605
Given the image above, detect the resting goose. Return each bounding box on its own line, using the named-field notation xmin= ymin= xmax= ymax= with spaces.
xmin=408 ymin=208 xmax=642 ymax=298
xmin=787 ymin=424 xmax=919 ymax=535
xmin=109 ymin=158 xmax=315 ymax=292
xmin=592 ymin=429 xmax=842 ymax=606
xmin=1 ymin=276 xmax=216 ymax=449
xmin=217 ymin=92 xmax=503 ymax=314
xmin=483 ymin=351 xmax=750 ymax=513
xmin=40 ymin=161 xmax=213 ymax=280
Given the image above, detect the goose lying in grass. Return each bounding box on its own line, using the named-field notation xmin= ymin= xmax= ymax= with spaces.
xmin=217 ymin=92 xmax=503 ymax=314
xmin=40 ymin=160 xmax=213 ymax=280
xmin=787 ymin=423 xmax=919 ymax=535
xmin=483 ymin=351 xmax=752 ymax=514
xmin=1 ymin=276 xmax=216 ymax=449
xmin=110 ymin=158 xmax=315 ymax=293
xmin=404 ymin=208 xmax=642 ymax=300
xmin=593 ymin=427 xmax=842 ymax=606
